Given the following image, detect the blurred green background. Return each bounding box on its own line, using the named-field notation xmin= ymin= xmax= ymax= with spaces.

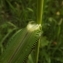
xmin=0 ymin=0 xmax=63 ymax=63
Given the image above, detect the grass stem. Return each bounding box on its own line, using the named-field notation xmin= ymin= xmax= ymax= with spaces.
xmin=35 ymin=0 xmax=44 ymax=63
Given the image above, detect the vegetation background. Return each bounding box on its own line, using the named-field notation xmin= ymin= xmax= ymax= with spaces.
xmin=0 ymin=0 xmax=63 ymax=63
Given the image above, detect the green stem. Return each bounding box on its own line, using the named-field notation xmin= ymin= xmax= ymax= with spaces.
xmin=35 ymin=0 xmax=44 ymax=63
xmin=35 ymin=39 xmax=41 ymax=63
xmin=37 ymin=0 xmax=44 ymax=24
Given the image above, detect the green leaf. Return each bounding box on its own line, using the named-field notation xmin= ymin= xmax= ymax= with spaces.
xmin=0 ymin=28 xmax=17 ymax=54
xmin=0 ymin=22 xmax=41 ymax=63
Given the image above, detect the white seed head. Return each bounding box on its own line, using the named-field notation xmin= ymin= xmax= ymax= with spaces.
xmin=27 ymin=23 xmax=41 ymax=32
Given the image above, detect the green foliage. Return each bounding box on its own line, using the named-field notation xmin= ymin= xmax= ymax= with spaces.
xmin=0 ymin=22 xmax=41 ymax=63
xmin=0 ymin=0 xmax=63 ymax=63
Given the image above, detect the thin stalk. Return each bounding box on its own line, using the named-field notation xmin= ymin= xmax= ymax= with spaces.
xmin=37 ymin=0 xmax=44 ymax=24
xmin=35 ymin=0 xmax=44 ymax=63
